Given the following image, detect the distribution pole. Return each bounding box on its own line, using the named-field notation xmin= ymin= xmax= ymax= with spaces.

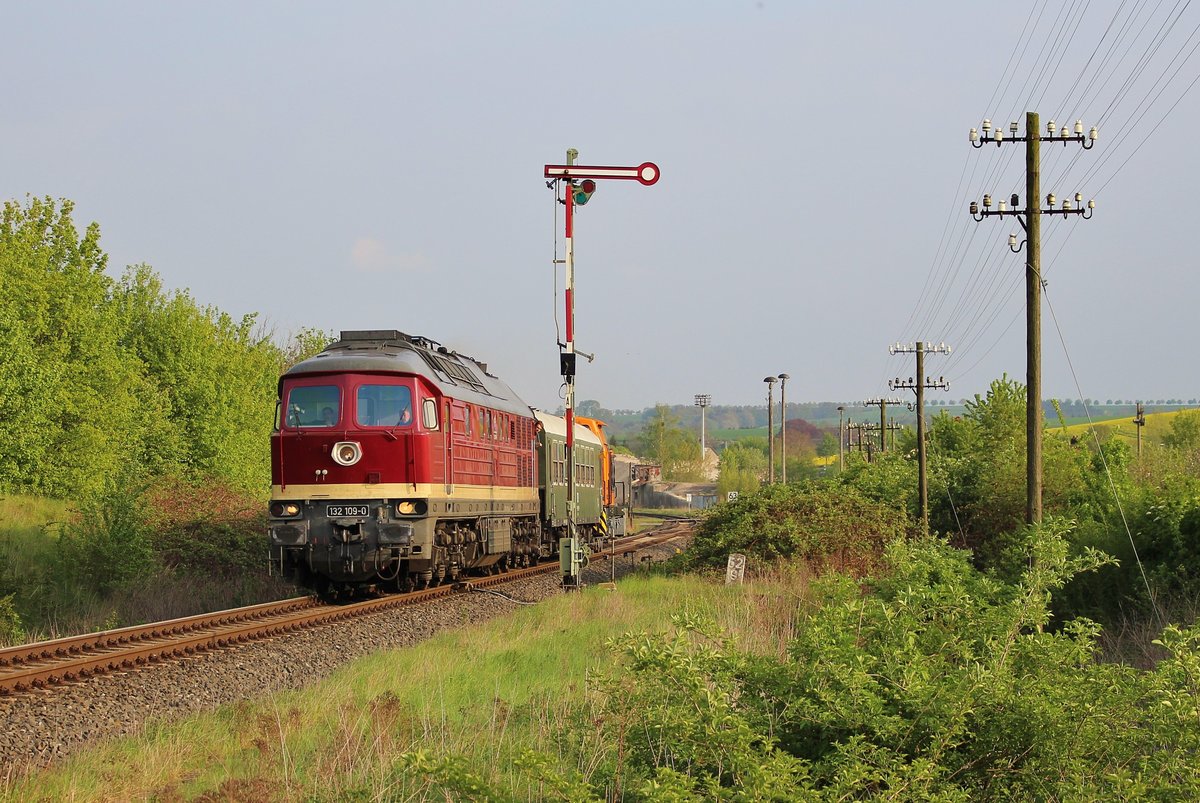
xmin=1134 ymin=401 xmax=1146 ymax=459
xmin=837 ymin=405 xmax=845 ymax=472
xmin=764 ymin=377 xmax=777 ymax=484
xmin=778 ymin=374 xmax=790 ymax=483
xmin=890 ymin=341 xmax=951 ymax=533
xmin=864 ymin=397 xmax=902 ymax=454
xmin=1025 ymin=117 xmax=1043 ymax=526
xmin=969 ymin=113 xmax=1096 ymax=525
xmin=850 ymin=422 xmax=869 ymax=455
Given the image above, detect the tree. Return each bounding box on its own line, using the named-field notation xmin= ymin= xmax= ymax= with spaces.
xmin=634 ymin=405 xmax=702 ymax=481
xmin=0 ymin=197 xmax=163 ymax=497
xmin=716 ymin=442 xmax=766 ymax=497
xmin=1164 ymin=410 xmax=1200 ymax=451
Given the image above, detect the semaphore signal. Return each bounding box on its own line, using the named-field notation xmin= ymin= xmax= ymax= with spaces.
xmin=544 ymin=149 xmax=659 ymax=591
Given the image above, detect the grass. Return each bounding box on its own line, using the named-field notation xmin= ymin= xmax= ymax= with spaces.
xmin=0 ymin=495 xmax=73 ymax=574
xmin=2 ymin=568 xmax=815 ymax=801
xmin=0 ymin=496 xmax=76 ymax=643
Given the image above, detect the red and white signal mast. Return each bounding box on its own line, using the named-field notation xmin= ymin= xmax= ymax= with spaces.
xmin=543 ymin=150 xmax=660 ymax=590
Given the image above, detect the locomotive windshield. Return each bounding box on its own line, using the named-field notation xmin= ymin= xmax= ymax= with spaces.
xmin=285 ymin=385 xmax=341 ymax=428
xmin=356 ymin=383 xmax=413 ymax=427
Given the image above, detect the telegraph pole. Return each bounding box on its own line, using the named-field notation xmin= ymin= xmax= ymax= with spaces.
xmin=969 ymin=113 xmax=1096 ymax=525
xmin=837 ymin=405 xmax=845 ymax=472
xmin=890 ymin=341 xmax=951 ymax=533
xmin=864 ymin=397 xmax=902 ymax=454
xmin=847 ymin=421 xmax=864 ymax=454
xmin=1134 ymin=401 xmax=1146 ymax=459
xmin=763 ymin=377 xmax=777 ymax=484
xmin=544 ymin=153 xmax=660 ymax=590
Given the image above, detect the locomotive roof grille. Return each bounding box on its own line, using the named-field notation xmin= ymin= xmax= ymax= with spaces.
xmin=332 ymin=329 xmax=490 ymax=394
xmin=423 ymin=352 xmax=487 ymax=392
xmin=340 ymin=329 xmax=412 ymax=344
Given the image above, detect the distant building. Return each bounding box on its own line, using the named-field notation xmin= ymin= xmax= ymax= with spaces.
xmin=630 ymin=462 xmax=662 ymax=484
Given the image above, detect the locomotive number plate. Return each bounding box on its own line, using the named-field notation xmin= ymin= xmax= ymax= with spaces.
xmin=326 ymin=505 xmax=369 ymax=517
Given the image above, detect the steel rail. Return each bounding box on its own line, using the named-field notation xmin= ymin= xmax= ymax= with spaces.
xmin=0 ymin=525 xmax=691 ymax=696
xmin=0 ymin=597 xmax=320 ymax=670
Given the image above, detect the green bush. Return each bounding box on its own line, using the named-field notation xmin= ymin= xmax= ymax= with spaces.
xmin=575 ymin=528 xmax=1200 ymax=800
xmin=688 ymin=482 xmax=909 ymax=574
xmin=56 ymin=477 xmax=155 ymax=597
xmin=0 ymin=593 xmax=26 ymax=646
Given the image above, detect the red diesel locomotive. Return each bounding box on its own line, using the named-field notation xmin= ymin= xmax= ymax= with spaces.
xmin=267 ymin=329 xmax=605 ymax=592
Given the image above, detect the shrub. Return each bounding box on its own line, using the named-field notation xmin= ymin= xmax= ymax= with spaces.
xmin=0 ymin=593 xmax=26 ymax=646
xmin=578 ymin=527 xmax=1200 ymax=800
xmin=56 ymin=476 xmax=155 ymax=596
xmin=141 ymin=475 xmax=266 ymax=579
xmin=687 ymin=482 xmax=909 ymax=575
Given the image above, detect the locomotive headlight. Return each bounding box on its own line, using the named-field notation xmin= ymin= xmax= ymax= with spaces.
xmin=269 ymin=502 xmax=302 ymax=518
xmin=331 ymin=441 xmax=363 ymax=466
xmin=396 ymin=499 xmax=427 ymax=515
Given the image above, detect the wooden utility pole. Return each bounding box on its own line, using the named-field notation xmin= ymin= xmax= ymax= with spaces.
xmin=1134 ymin=401 xmax=1146 ymax=458
xmin=969 ymin=112 xmax=1096 ymax=525
xmin=837 ymin=405 xmax=845 ymax=472
xmin=864 ymin=398 xmax=902 ymax=454
xmin=891 ymin=341 xmax=951 ymax=533
xmin=1025 ymin=115 xmax=1043 ymax=525
xmin=846 ymin=421 xmax=857 ymax=452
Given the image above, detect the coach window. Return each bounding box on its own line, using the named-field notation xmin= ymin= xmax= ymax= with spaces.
xmin=356 ymin=384 xmax=413 ymax=427
xmin=285 ymin=385 xmax=341 ymax=428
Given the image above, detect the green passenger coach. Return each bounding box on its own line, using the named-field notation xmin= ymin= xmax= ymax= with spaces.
xmin=535 ymin=410 xmax=604 ymax=540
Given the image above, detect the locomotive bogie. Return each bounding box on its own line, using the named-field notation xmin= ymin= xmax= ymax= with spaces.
xmin=268 ymin=483 xmax=545 ymax=587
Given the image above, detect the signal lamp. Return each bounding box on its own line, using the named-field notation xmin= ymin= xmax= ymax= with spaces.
xmin=396 ymin=500 xmax=426 ymax=515
xmin=269 ymin=502 xmax=301 ymax=517
xmin=572 ymin=179 xmax=596 ymax=205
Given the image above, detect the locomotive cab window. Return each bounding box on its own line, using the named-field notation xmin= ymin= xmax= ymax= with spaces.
xmin=284 ymin=385 xmax=341 ymax=428
xmin=355 ymin=384 xmax=413 ymax=427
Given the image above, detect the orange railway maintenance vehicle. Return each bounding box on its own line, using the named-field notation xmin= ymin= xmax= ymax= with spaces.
xmin=575 ymin=416 xmax=626 ymax=536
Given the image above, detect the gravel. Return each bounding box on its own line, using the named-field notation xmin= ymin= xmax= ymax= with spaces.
xmin=0 ymin=535 xmax=688 ymax=777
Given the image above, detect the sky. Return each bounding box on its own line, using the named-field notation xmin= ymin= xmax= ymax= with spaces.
xmin=5 ymin=1 xmax=1199 ymax=412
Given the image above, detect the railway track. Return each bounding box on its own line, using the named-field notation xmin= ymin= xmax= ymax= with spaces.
xmin=633 ymin=510 xmax=701 ymax=522
xmin=0 ymin=524 xmax=691 ymax=697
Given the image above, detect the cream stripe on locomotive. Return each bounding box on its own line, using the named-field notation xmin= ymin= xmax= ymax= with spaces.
xmin=271 ymin=482 xmax=539 ymax=503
